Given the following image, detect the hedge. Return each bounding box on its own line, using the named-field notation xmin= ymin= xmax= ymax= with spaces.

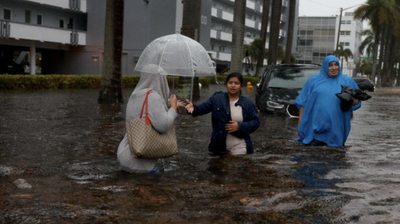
xmin=0 ymin=74 xmax=258 ymax=90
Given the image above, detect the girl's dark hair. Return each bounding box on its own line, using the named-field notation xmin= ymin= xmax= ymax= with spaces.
xmin=226 ymin=72 xmax=244 ymax=86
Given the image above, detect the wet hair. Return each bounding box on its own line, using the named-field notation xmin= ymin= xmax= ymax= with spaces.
xmin=226 ymin=72 xmax=244 ymax=86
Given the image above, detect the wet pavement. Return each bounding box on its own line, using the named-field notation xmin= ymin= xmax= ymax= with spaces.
xmin=1 ymin=86 xmax=400 ymax=223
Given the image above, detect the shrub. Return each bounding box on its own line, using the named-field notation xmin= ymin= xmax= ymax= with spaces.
xmin=0 ymin=74 xmax=258 ymax=90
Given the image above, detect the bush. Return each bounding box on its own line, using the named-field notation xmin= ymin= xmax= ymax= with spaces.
xmin=0 ymin=74 xmax=142 ymax=90
xmin=0 ymin=74 xmax=258 ymax=90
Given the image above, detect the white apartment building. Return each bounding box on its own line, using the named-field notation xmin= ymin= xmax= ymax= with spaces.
xmin=336 ymin=12 xmax=363 ymax=77
xmin=210 ymin=0 xmax=298 ymax=73
xmin=297 ymin=13 xmax=363 ymax=77
xmin=0 ymin=0 xmax=298 ymax=75
xmin=0 ymin=0 xmax=87 ymax=74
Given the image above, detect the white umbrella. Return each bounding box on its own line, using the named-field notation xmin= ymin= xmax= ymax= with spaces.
xmin=135 ymin=33 xmax=216 ymax=101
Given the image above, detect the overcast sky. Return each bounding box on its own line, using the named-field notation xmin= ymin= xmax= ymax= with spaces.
xmin=299 ymin=0 xmax=367 ymax=17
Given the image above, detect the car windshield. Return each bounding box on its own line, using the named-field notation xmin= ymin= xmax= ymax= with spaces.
xmin=268 ymin=68 xmax=320 ymax=88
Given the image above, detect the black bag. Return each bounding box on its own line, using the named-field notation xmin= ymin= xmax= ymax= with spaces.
xmin=336 ymin=85 xmax=371 ymax=112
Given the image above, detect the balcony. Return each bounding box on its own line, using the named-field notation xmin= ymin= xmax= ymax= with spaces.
xmin=2 ymin=21 xmax=86 ymax=46
xmin=24 ymin=0 xmax=87 ymax=12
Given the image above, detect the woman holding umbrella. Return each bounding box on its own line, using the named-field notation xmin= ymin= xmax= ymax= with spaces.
xmin=185 ymin=72 xmax=260 ymax=155
xmin=117 ymin=64 xmax=184 ymax=173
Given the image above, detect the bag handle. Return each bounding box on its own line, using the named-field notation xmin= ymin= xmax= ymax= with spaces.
xmin=140 ymin=90 xmax=152 ymax=125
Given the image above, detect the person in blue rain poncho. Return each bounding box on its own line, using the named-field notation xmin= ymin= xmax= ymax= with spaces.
xmin=294 ymin=55 xmax=361 ymax=147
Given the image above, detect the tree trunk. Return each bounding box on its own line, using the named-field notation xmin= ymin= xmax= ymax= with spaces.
xmin=377 ymin=25 xmax=387 ymax=87
xmin=284 ymin=0 xmax=296 ymax=64
xmin=387 ymin=35 xmax=396 ymax=86
xmin=98 ymin=0 xmax=124 ymax=103
xmin=267 ymin=0 xmax=282 ymax=65
xmin=395 ymin=41 xmax=400 ymax=87
xmin=371 ymin=22 xmax=380 ymax=85
xmin=381 ymin=29 xmax=391 ymax=87
xmin=181 ymin=0 xmax=202 ymax=101
xmin=257 ymin=0 xmax=271 ymax=77
xmin=231 ymin=0 xmax=247 ymax=73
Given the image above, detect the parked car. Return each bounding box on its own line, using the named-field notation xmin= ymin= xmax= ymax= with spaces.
xmin=255 ymin=64 xmax=321 ymax=117
xmin=353 ymin=77 xmax=375 ymax=92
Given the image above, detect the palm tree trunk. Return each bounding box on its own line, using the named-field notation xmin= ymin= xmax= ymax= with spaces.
xmin=257 ymin=0 xmax=271 ymax=77
xmin=98 ymin=0 xmax=124 ymax=103
xmin=381 ymin=29 xmax=392 ymax=87
xmin=181 ymin=0 xmax=202 ymax=101
xmin=284 ymin=0 xmax=296 ymax=64
xmin=231 ymin=0 xmax=247 ymax=73
xmin=267 ymin=0 xmax=282 ymax=65
xmin=377 ymin=25 xmax=387 ymax=87
xmin=371 ymin=22 xmax=381 ymax=85
xmin=387 ymin=35 xmax=396 ymax=85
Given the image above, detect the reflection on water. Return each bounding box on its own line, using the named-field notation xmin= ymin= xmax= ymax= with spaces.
xmin=1 ymin=87 xmax=400 ymax=223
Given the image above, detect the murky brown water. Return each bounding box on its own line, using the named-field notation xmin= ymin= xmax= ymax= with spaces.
xmin=1 ymin=86 xmax=400 ymax=223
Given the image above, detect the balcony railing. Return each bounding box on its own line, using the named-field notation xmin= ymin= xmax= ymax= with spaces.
xmin=24 ymin=0 xmax=87 ymax=12
xmin=4 ymin=21 xmax=86 ymax=45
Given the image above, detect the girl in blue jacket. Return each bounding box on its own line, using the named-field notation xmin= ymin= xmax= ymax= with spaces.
xmin=185 ymin=73 xmax=260 ymax=155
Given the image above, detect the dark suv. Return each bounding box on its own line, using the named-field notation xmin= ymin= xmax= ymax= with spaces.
xmin=353 ymin=77 xmax=375 ymax=92
xmin=255 ymin=64 xmax=321 ymax=117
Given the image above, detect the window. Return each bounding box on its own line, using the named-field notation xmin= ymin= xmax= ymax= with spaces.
xmin=37 ymin=14 xmax=42 ymax=25
xmin=340 ymin=31 xmax=351 ymax=36
xmin=68 ymin=18 xmax=73 ymax=29
xmin=3 ymin=9 xmax=11 ymax=20
xmin=59 ymin=19 xmax=64 ymax=28
xmin=25 ymin=10 xmax=31 ymax=23
xmin=346 ymin=20 xmax=351 ymax=24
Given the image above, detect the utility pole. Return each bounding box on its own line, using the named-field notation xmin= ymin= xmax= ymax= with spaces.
xmin=335 ymin=7 xmax=343 ymax=56
xmin=335 ymin=4 xmax=362 ymax=55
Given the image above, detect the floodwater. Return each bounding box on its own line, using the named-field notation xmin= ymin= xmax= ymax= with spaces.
xmin=1 ymin=85 xmax=400 ymax=223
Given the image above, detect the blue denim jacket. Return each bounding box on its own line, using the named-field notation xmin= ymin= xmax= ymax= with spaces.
xmin=192 ymin=92 xmax=260 ymax=154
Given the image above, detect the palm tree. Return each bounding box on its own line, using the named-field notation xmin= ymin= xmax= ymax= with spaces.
xmin=277 ymin=44 xmax=285 ymax=61
xmin=333 ymin=45 xmax=353 ymax=72
xmin=243 ymin=38 xmax=265 ymax=74
xmin=181 ymin=0 xmax=202 ymax=101
xmin=284 ymin=0 xmax=296 ymax=64
xmin=231 ymin=0 xmax=247 ymax=73
xmin=98 ymin=0 xmax=124 ymax=103
xmin=359 ymin=29 xmax=375 ymax=57
xmin=354 ymin=0 xmax=395 ymax=85
xmin=257 ymin=0 xmax=271 ymax=76
xmin=267 ymin=0 xmax=282 ymax=65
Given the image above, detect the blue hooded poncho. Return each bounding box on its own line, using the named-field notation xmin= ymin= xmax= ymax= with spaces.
xmin=294 ymin=55 xmax=361 ymax=147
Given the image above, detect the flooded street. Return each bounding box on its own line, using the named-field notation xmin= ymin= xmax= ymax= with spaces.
xmin=1 ymin=85 xmax=400 ymax=223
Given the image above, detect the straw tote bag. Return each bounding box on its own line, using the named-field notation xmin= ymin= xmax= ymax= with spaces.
xmin=126 ymin=90 xmax=178 ymax=159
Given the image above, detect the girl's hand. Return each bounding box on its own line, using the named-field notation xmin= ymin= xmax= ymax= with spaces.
xmin=225 ymin=121 xmax=238 ymax=133
xmin=185 ymin=99 xmax=194 ymax=114
xmin=177 ymin=100 xmax=186 ymax=108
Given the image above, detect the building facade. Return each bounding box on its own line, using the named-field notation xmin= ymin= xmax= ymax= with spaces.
xmin=210 ymin=0 xmax=298 ymax=73
xmin=338 ymin=12 xmax=363 ymax=77
xmin=0 ymin=0 xmax=298 ymax=76
xmin=0 ymin=0 xmax=87 ymax=74
xmin=297 ymin=13 xmax=363 ymax=77
xmin=297 ymin=17 xmax=336 ymax=64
